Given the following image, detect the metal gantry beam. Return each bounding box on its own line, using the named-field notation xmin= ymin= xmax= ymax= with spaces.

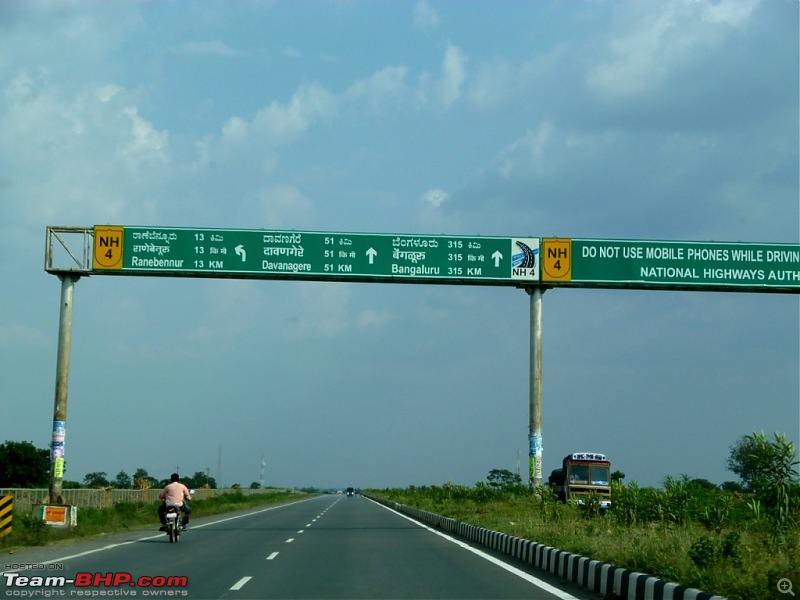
xmin=45 ymin=226 xmax=93 ymax=274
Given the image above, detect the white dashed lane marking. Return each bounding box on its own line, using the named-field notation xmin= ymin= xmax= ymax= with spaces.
xmin=262 ymin=499 xmax=337 ymax=572
xmin=230 ymin=576 xmax=251 ymax=590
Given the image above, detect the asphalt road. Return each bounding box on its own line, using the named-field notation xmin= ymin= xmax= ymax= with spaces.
xmin=1 ymin=495 xmax=605 ymax=599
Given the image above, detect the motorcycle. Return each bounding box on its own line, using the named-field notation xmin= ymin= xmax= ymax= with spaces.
xmin=164 ymin=504 xmax=184 ymax=543
xmin=162 ymin=489 xmax=194 ymax=543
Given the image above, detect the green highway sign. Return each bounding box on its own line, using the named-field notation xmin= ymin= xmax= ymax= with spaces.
xmin=92 ymin=225 xmax=541 ymax=286
xmin=541 ymin=238 xmax=800 ymax=292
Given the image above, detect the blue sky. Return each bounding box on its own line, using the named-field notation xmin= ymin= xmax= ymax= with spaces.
xmin=1 ymin=0 xmax=797 ymax=490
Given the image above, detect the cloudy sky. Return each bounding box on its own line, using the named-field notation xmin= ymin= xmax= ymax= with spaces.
xmin=1 ymin=0 xmax=797 ymax=491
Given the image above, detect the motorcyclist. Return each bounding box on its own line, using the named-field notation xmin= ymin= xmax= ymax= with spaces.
xmin=158 ymin=473 xmax=192 ymax=531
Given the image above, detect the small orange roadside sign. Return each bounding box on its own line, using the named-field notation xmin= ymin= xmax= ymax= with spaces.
xmin=44 ymin=505 xmax=67 ymax=523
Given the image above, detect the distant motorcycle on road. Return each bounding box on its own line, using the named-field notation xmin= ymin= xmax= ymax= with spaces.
xmin=163 ymin=491 xmax=193 ymax=543
xmin=164 ymin=504 xmax=183 ymax=543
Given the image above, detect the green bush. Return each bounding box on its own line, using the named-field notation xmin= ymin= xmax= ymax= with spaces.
xmin=688 ymin=536 xmax=717 ymax=568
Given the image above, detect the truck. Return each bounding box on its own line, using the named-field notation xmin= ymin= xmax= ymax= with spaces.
xmin=548 ymin=452 xmax=612 ymax=511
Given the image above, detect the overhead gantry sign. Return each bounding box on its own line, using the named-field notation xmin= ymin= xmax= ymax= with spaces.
xmin=41 ymin=225 xmax=800 ymax=502
xmin=90 ymin=225 xmax=540 ymax=286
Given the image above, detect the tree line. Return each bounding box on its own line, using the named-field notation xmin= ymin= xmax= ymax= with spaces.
xmin=0 ymin=441 xmax=234 ymax=489
xmin=2 ymin=431 xmax=797 ymax=496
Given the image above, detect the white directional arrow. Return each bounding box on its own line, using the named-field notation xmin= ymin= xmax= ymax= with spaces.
xmin=366 ymin=247 xmax=377 ymax=264
xmin=235 ymin=244 xmax=247 ymax=262
xmin=492 ymin=250 xmax=503 ymax=267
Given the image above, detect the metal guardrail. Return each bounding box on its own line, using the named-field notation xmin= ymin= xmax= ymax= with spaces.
xmin=0 ymin=488 xmax=290 ymax=514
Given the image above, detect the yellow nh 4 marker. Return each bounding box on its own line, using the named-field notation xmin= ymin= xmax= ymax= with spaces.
xmin=541 ymin=238 xmax=572 ymax=282
xmin=93 ymin=225 xmax=124 ymax=269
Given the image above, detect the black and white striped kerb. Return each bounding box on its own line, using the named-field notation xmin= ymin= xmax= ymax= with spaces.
xmin=370 ymin=497 xmax=726 ymax=600
xmin=0 ymin=495 xmax=12 ymax=538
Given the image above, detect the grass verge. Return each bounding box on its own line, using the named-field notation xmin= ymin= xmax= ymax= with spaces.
xmin=369 ymin=485 xmax=799 ymax=600
xmin=0 ymin=490 xmax=312 ymax=552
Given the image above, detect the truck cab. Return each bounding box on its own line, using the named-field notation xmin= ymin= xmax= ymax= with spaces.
xmin=548 ymin=452 xmax=611 ymax=511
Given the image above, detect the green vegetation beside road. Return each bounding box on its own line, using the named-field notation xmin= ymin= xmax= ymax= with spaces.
xmin=370 ymin=433 xmax=799 ymax=600
xmin=0 ymin=490 xmax=311 ymax=552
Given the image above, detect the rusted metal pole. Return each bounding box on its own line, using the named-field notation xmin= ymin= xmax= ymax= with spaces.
xmin=48 ymin=273 xmax=79 ymax=504
xmin=528 ymin=286 xmax=544 ymax=491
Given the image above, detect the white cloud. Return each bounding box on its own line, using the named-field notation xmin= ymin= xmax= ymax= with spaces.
xmin=586 ymin=0 xmax=760 ymax=99
xmin=413 ymin=0 xmax=439 ymax=29
xmin=700 ymin=0 xmax=760 ymax=27
xmin=414 ymin=43 xmax=468 ymax=109
xmin=252 ymin=83 xmax=338 ymax=145
xmin=437 ymin=44 xmax=467 ymax=107
xmin=417 ymin=188 xmax=461 ymax=233
xmin=121 ymin=106 xmax=169 ymax=167
xmin=0 ymin=72 xmax=149 ymax=225
xmin=96 ymin=84 xmax=123 ymax=103
xmin=496 ymin=120 xmax=554 ymax=179
xmin=221 ymin=116 xmax=248 ymax=142
xmin=467 ymin=58 xmax=514 ymax=109
xmin=0 ymin=3 xmax=143 ymax=86
xmin=212 ymin=83 xmax=338 ymax=173
xmin=345 ymin=66 xmax=409 ymax=113
xmin=421 ymin=188 xmax=449 ymax=209
xmin=219 ymin=84 xmax=337 ymax=149
xmin=344 ymin=44 xmax=471 ymax=115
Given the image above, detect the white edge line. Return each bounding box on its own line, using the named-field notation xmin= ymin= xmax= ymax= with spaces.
xmin=367 ymin=497 xmax=580 ymax=600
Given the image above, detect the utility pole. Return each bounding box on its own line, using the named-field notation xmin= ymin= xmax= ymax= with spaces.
xmin=48 ymin=274 xmax=80 ymax=505
xmin=527 ymin=287 xmax=545 ymax=491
